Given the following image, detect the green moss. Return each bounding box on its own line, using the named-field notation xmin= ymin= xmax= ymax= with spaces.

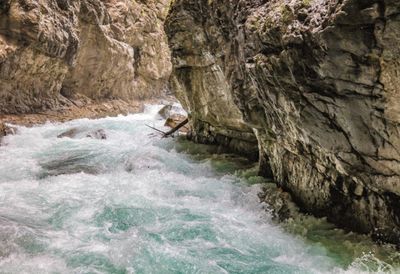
xmin=259 ymin=3 xmax=295 ymax=33
xmin=280 ymin=4 xmax=294 ymax=25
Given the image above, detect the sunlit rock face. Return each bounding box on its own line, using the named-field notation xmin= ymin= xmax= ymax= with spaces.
xmin=166 ymin=0 xmax=400 ymax=246
xmin=0 ymin=0 xmax=172 ymax=114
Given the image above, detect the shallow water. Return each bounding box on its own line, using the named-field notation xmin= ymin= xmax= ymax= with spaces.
xmin=0 ymin=105 xmax=398 ymax=274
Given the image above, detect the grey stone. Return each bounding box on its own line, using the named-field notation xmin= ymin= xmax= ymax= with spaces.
xmin=57 ymin=128 xmax=79 ymax=138
xmin=86 ymin=129 xmax=107 ymax=140
xmin=166 ymin=0 xmax=400 ymax=247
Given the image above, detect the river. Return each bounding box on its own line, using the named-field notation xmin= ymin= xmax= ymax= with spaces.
xmin=0 ymin=105 xmax=398 ymax=273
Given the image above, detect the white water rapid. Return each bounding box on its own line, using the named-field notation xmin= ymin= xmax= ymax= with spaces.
xmin=0 ymin=105 xmax=398 ymax=274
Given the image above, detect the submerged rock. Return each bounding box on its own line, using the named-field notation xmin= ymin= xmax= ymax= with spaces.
xmin=166 ymin=0 xmax=400 ymax=246
xmin=39 ymin=153 xmax=102 ymax=177
xmin=57 ymin=128 xmax=79 ymax=139
xmin=57 ymin=128 xmax=107 ymax=140
xmin=86 ymin=129 xmax=107 ymax=140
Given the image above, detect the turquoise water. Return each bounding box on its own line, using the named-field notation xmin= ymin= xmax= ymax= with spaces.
xmin=0 ymin=105 xmax=398 ymax=273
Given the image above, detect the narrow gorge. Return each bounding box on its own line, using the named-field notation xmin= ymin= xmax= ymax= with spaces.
xmin=166 ymin=0 xmax=400 ymax=247
xmin=0 ymin=0 xmax=399 ymax=272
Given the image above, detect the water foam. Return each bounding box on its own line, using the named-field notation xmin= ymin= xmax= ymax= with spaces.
xmin=0 ymin=105 xmax=398 ymax=274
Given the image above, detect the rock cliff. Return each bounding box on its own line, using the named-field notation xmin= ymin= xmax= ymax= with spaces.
xmin=166 ymin=0 xmax=400 ymax=246
xmin=0 ymin=0 xmax=172 ymax=114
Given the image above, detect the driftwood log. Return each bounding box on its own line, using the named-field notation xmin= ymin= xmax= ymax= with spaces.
xmin=146 ymin=118 xmax=188 ymax=138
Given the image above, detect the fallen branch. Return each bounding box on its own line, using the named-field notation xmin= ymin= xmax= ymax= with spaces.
xmin=145 ymin=118 xmax=189 ymax=138
xmin=145 ymin=124 xmax=167 ymax=135
xmin=163 ymin=118 xmax=189 ymax=138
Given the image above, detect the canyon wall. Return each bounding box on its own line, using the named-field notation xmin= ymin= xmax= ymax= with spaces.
xmin=0 ymin=0 xmax=172 ymax=114
xmin=166 ymin=0 xmax=400 ymax=246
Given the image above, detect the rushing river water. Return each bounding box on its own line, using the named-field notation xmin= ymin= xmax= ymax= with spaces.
xmin=0 ymin=105 xmax=399 ymax=274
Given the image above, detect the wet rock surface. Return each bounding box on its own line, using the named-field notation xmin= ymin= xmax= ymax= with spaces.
xmin=39 ymin=151 xmax=103 ymax=177
xmin=164 ymin=114 xmax=189 ymax=135
xmin=0 ymin=123 xmax=16 ymax=143
xmin=166 ymin=0 xmax=400 ymax=246
xmin=58 ymin=127 xmax=107 ymax=140
xmin=0 ymin=0 xmax=172 ymax=114
xmin=158 ymin=105 xmax=174 ymax=119
xmin=86 ymin=129 xmax=107 ymax=140
xmin=58 ymin=128 xmax=80 ymax=139
xmin=258 ymin=183 xmax=300 ymax=223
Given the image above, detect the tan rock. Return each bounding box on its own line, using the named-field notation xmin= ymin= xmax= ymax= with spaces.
xmin=164 ymin=114 xmax=189 ymax=134
xmin=0 ymin=0 xmax=172 ymax=114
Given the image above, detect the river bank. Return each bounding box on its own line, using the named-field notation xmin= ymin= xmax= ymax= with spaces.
xmin=0 ymin=97 xmax=176 ymax=139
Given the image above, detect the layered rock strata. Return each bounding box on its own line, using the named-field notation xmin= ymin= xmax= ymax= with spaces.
xmin=0 ymin=0 xmax=172 ymax=114
xmin=166 ymin=0 xmax=400 ymax=246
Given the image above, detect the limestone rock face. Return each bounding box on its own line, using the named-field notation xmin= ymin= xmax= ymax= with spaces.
xmin=0 ymin=0 xmax=172 ymax=114
xmin=166 ymin=0 xmax=400 ymax=245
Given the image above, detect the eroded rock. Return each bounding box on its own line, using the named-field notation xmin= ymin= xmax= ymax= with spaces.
xmin=0 ymin=0 xmax=172 ymax=114
xmin=166 ymin=0 xmax=400 ymax=246
xmin=259 ymin=183 xmax=300 ymax=222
